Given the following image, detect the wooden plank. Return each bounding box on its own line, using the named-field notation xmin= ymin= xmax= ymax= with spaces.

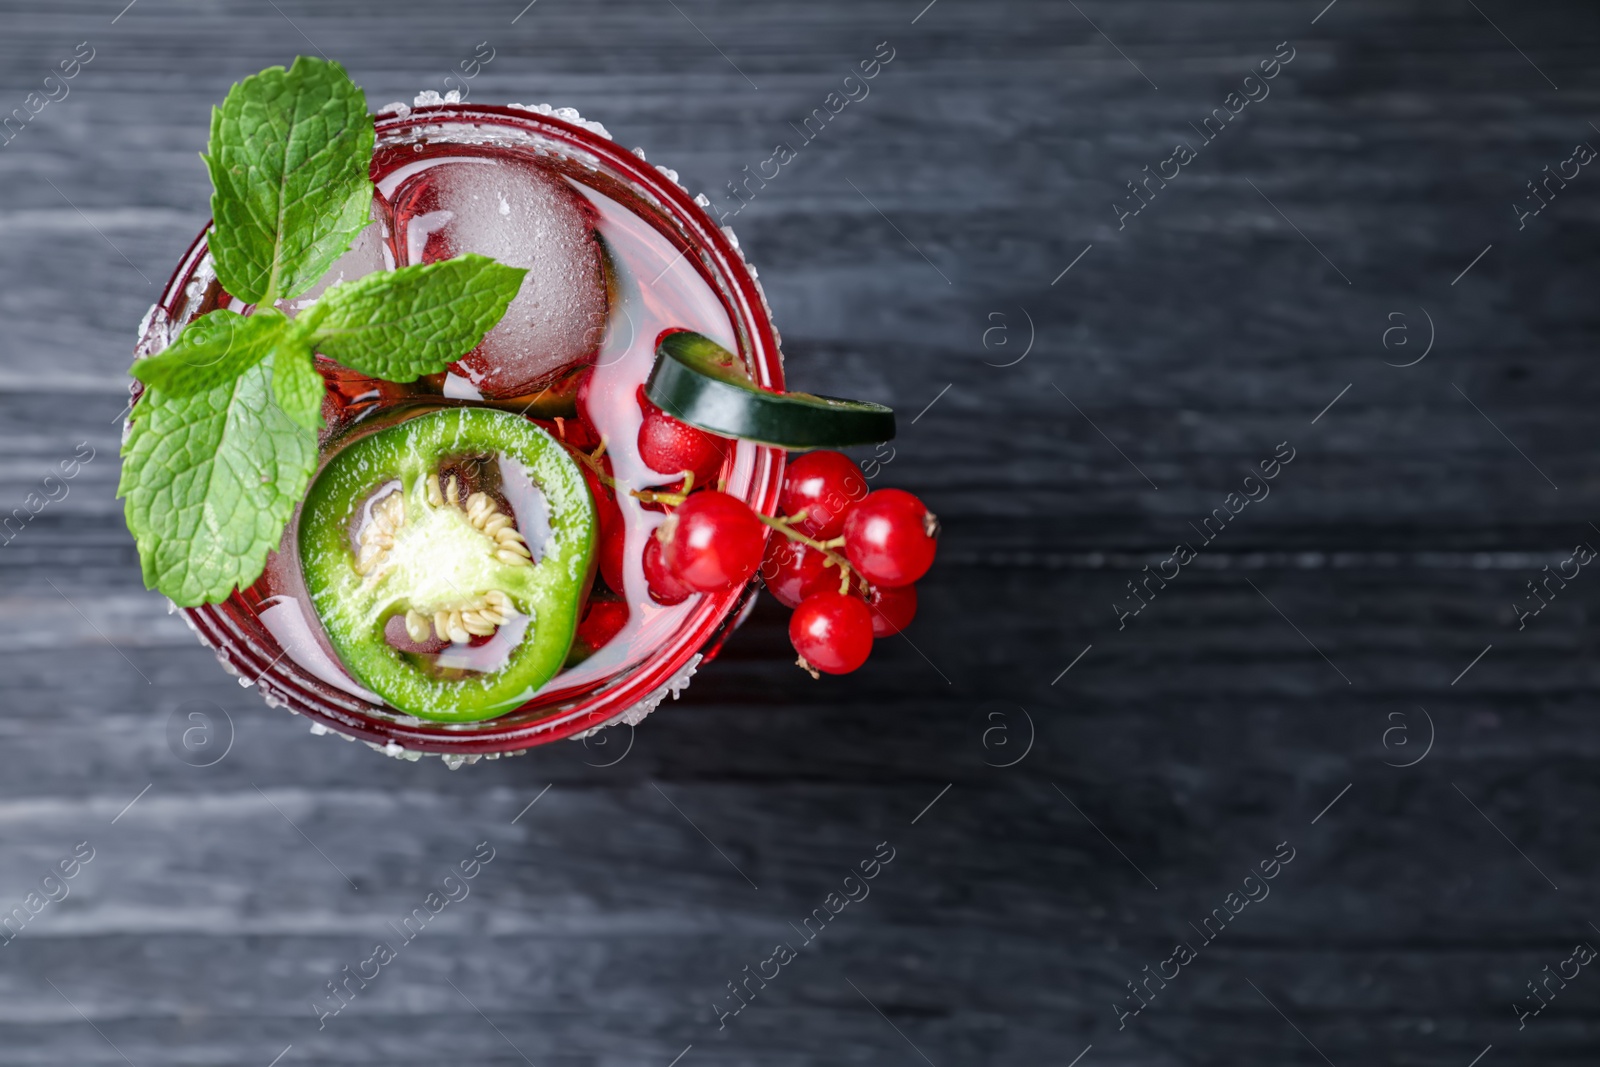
xmin=0 ymin=0 xmax=1596 ymax=1064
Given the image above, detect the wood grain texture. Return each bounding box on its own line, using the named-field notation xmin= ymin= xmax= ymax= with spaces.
xmin=0 ymin=0 xmax=1597 ymax=1063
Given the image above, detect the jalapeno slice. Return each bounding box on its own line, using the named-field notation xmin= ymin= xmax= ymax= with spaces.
xmin=298 ymin=407 xmax=597 ymax=722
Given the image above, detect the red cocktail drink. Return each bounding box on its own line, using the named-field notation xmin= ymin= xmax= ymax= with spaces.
xmin=135 ymin=100 xmax=784 ymax=765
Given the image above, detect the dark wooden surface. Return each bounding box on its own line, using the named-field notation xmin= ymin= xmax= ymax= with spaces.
xmin=1 ymin=0 xmax=1597 ymax=1063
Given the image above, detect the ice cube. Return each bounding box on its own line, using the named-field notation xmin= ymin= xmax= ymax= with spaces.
xmin=389 ymin=156 xmax=608 ymax=398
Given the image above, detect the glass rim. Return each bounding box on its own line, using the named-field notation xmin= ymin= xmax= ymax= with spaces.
xmin=144 ymin=101 xmax=786 ymax=761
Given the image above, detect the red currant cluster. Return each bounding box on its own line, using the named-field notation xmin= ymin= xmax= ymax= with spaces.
xmin=762 ymin=450 xmax=937 ymax=676
xmin=570 ymin=372 xmax=937 ymax=676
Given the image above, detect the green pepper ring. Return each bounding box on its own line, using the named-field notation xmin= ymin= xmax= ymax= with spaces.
xmin=298 ymin=407 xmax=596 ymax=722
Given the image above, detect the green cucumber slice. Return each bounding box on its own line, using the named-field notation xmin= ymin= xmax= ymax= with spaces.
xmin=645 ymin=330 xmax=895 ymax=449
xmin=298 ymin=407 xmax=596 ymax=722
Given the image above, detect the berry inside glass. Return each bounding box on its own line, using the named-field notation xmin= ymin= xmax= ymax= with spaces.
xmin=135 ymin=99 xmax=783 ymax=764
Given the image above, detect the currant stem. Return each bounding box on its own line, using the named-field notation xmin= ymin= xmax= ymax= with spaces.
xmin=754 ymin=511 xmax=862 ymax=588
xmin=628 ymin=471 xmax=696 ymax=507
xmin=573 ymin=436 xmax=617 ymax=490
xmin=630 ymin=488 xmax=688 ymax=506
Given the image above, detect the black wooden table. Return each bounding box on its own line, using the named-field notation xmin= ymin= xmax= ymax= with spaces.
xmin=1 ymin=0 xmax=1596 ymax=1063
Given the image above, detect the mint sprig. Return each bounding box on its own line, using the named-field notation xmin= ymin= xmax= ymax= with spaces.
xmin=120 ymin=57 xmax=528 ymax=607
xmin=203 ymin=57 xmax=374 ymax=306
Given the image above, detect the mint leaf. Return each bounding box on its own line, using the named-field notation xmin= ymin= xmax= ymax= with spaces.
xmin=269 ymin=340 xmax=324 ymax=431
xmin=130 ymin=308 xmax=294 ymax=397
xmin=117 ymin=57 xmax=535 ymax=610
xmin=301 ymin=255 xmax=528 ymax=381
xmin=118 ymin=359 xmax=318 ymax=607
xmin=204 ymin=56 xmax=374 ymax=305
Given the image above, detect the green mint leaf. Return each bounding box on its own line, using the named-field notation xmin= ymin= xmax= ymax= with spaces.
xmin=203 ymin=56 xmax=374 ymax=305
xmin=117 ymin=57 xmax=538 ymax=611
xmin=117 ymin=359 xmax=317 ymax=607
xmin=129 ymin=308 xmax=294 ymax=397
xmin=300 ymin=255 xmax=528 ymax=382
xmin=269 ymin=339 xmax=324 ymax=431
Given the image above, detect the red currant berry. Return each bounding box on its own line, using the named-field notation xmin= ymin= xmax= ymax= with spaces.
xmin=658 ymin=491 xmax=766 ymax=593
xmin=759 ymin=537 xmax=834 ymax=609
xmin=575 ymin=367 xmax=600 ymax=430
xmin=545 ymin=413 xmax=601 ymax=452
xmin=843 ymin=488 xmax=938 ymax=587
xmin=576 ymin=448 xmax=619 ymax=521
xmin=577 ymin=458 xmax=626 ymax=594
xmin=779 ymin=450 xmax=868 ymax=539
xmin=598 ymin=523 xmax=626 ymax=595
xmin=643 ymin=531 xmax=695 ymax=605
xmin=637 ymin=387 xmax=726 ymax=487
xmin=865 ymin=583 xmax=917 ymax=637
xmin=789 ymin=591 xmax=874 ymax=674
xmin=574 ymin=597 xmax=629 ymax=653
